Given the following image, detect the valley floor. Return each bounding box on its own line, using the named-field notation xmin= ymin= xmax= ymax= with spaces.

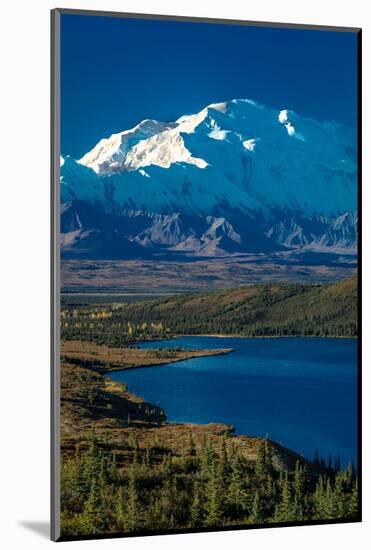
xmin=61 ymin=255 xmax=356 ymax=294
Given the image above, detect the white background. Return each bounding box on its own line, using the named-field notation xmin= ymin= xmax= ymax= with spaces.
xmin=0 ymin=0 xmax=369 ymax=548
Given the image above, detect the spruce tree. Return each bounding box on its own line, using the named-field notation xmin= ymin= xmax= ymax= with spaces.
xmin=274 ymin=471 xmax=293 ymax=522
xmin=293 ymin=461 xmax=305 ymax=504
xmin=83 ymin=477 xmax=104 ymax=534
xmin=200 ymin=438 xmax=215 ymax=479
xmin=265 ymin=472 xmax=275 ymax=499
xmin=97 ymin=453 xmax=108 ymax=493
xmin=190 ymin=481 xmax=203 ymax=527
xmin=323 ymin=478 xmax=335 ymax=519
xmin=291 ymin=495 xmax=304 ymax=521
xmin=227 ymin=456 xmax=249 ymax=518
xmin=217 ymin=438 xmax=229 ymax=492
xmin=333 ymin=472 xmax=346 ymax=518
xmin=115 ymin=486 xmax=126 ymax=530
xmin=126 ymin=467 xmax=139 ymax=531
xmin=348 ymin=477 xmax=358 ymax=518
xmin=346 ymin=462 xmax=354 ymax=484
xmin=256 ymin=439 xmax=266 ymax=479
xmin=204 ymin=461 xmax=223 ymax=527
xmin=264 ymin=438 xmax=273 ymax=476
xmin=250 ymin=492 xmax=263 ymax=524
xmin=72 ymin=452 xmax=89 ymax=498
xmin=313 ymin=475 xmax=326 ymax=520
xmin=84 ymin=431 xmax=100 ymax=486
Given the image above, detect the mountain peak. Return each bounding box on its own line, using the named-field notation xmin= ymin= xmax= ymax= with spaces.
xmin=77 ymin=118 xmax=175 ymax=174
xmin=62 ymin=97 xmax=357 ymax=218
xmin=77 ymin=99 xmax=265 ymax=175
xmin=76 ymin=98 xmax=276 ymax=176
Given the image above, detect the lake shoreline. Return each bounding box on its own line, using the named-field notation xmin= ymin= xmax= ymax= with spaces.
xmin=61 ymin=335 xmax=357 ymax=466
xmin=118 ymin=335 xmax=357 ymax=466
xmin=179 ymin=333 xmax=358 ymax=340
xmin=138 ymin=334 xmax=358 ymax=345
xmin=105 ymin=347 xmax=234 ymax=373
xmin=61 ymin=339 xmax=234 ymax=374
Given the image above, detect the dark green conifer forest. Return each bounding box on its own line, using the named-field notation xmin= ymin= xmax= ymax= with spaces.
xmin=61 ymin=278 xmax=357 ymax=346
xmin=61 ymin=432 xmax=358 ymax=536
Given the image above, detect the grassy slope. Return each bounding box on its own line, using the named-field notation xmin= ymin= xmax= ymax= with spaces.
xmin=61 ymin=340 xmax=232 ymax=372
xmin=104 ymin=276 xmax=358 ymax=337
xmin=60 ymin=358 xmax=320 ymax=475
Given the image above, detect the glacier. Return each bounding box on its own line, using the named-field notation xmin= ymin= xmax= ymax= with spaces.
xmin=60 ymin=98 xmax=357 ymax=260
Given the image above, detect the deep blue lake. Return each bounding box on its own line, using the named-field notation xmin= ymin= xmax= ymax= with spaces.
xmin=109 ymin=337 xmax=358 ymax=466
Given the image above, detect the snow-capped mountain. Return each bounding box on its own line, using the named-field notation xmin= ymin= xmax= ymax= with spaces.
xmin=60 ymin=98 xmax=357 ymax=260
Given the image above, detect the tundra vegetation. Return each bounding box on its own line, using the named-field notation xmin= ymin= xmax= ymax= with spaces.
xmin=59 ymin=276 xmax=358 ymax=537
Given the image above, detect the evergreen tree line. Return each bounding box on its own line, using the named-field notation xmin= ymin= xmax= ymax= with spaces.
xmin=61 ymin=432 xmax=358 ymax=537
xmin=60 ymin=278 xmax=357 ymax=346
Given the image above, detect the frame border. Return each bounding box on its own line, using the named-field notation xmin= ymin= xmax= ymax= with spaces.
xmin=51 ymin=8 xmax=362 ymax=542
xmin=51 ymin=8 xmax=61 ymax=542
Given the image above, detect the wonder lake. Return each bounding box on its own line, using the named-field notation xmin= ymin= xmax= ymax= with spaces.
xmin=109 ymin=336 xmax=358 ymax=466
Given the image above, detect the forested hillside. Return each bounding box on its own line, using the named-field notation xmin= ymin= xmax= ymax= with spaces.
xmin=61 ymin=277 xmax=357 ymax=346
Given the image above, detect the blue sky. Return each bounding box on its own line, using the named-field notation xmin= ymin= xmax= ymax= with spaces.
xmin=61 ymin=14 xmax=358 ymax=158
